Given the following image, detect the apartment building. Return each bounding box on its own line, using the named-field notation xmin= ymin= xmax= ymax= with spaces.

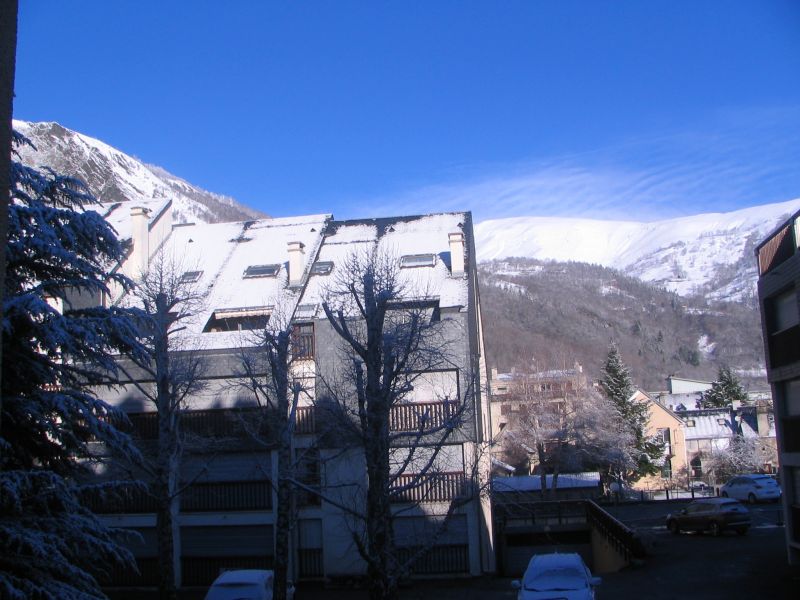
xmin=756 ymin=208 xmax=800 ymax=565
xmin=89 ymin=201 xmax=494 ymax=589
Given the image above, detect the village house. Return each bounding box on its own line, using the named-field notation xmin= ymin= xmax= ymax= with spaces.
xmin=651 ymin=378 xmax=778 ymax=487
xmin=87 ymin=200 xmax=495 ymax=590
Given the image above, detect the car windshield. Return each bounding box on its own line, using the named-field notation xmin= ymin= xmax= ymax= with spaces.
xmin=524 ymin=567 xmax=586 ymax=591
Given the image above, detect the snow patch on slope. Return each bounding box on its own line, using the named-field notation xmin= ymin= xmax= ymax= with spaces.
xmin=475 ymin=198 xmax=800 ymax=299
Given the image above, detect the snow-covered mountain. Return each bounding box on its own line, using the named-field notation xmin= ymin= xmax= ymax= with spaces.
xmin=475 ymin=199 xmax=800 ymax=300
xmin=13 ymin=120 xmax=265 ymax=224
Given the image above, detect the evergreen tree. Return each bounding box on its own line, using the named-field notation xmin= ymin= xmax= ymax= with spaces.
xmin=599 ymin=343 xmax=662 ymax=483
xmin=0 ymin=133 xmax=144 ymax=599
xmin=701 ymin=366 xmax=748 ymax=408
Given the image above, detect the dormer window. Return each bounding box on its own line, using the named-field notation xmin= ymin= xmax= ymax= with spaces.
xmin=202 ymin=307 xmax=270 ymax=332
xmin=400 ymin=254 xmax=436 ymax=268
xmin=686 ymin=419 xmax=696 ymax=427
xmin=243 ymin=264 xmax=280 ymax=278
xmin=717 ymin=418 xmax=727 ymax=425
xmin=180 ymin=270 xmax=203 ymax=283
xmin=310 ymin=261 xmax=333 ymax=275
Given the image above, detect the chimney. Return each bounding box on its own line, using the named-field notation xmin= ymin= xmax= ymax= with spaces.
xmin=130 ymin=206 xmax=150 ymax=277
xmin=449 ymin=232 xmax=465 ymax=276
xmin=288 ymin=241 xmax=305 ymax=285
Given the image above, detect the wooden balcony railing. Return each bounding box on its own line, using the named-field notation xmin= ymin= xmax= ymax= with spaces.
xmin=86 ymin=480 xmax=272 ymax=514
xmin=390 ymin=471 xmax=468 ymax=504
xmin=127 ymin=407 xmax=280 ymax=441
xmin=396 ymin=544 xmax=469 ymax=574
xmin=297 ymin=548 xmax=324 ymax=578
xmin=181 ymin=480 xmax=272 ymax=512
xmin=389 ymin=401 xmax=458 ymax=432
xmin=295 ymin=406 xmax=315 ymax=434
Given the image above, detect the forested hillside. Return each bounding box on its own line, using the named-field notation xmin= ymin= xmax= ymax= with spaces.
xmin=479 ymin=258 xmax=766 ymax=391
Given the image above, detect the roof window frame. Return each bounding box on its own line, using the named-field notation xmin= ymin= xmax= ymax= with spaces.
xmin=243 ymin=264 xmax=281 ymax=279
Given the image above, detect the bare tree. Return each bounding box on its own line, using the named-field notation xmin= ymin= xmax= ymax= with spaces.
xmin=501 ymin=376 xmax=621 ymax=497
xmin=707 ymin=435 xmax=762 ymax=484
xmin=236 ymin=311 xmax=305 ymax=600
xmin=116 ymin=252 xmax=207 ymax=600
xmin=319 ymin=247 xmax=479 ymax=600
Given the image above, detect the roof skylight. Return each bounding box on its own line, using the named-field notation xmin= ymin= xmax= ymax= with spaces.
xmin=400 ymin=254 xmax=437 ymax=268
xmin=180 ymin=270 xmax=203 ymax=283
xmin=310 ymin=261 xmax=333 ymax=275
xmin=243 ymin=264 xmax=281 ymax=278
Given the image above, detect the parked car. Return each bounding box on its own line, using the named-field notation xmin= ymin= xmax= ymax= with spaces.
xmin=720 ymin=474 xmax=781 ymax=503
xmin=511 ymin=552 xmax=601 ymax=600
xmin=666 ymin=498 xmax=751 ymax=536
xmin=204 ymin=570 xmax=294 ymax=600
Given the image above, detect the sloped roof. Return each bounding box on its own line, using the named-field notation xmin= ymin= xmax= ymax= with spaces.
xmin=116 ymin=211 xmax=471 ymax=350
xmin=298 ymin=212 xmax=470 ymax=311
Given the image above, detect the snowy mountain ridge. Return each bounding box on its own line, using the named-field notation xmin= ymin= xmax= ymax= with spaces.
xmin=12 ymin=120 xmax=265 ymax=225
xmin=474 ymin=198 xmax=800 ymax=300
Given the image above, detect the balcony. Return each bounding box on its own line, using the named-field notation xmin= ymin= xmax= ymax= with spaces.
xmin=86 ymin=480 xmax=272 ymax=514
xmin=389 ymin=400 xmax=459 ymax=432
xmin=390 ymin=471 xmax=468 ymax=504
xmin=758 ymin=222 xmax=797 ymax=276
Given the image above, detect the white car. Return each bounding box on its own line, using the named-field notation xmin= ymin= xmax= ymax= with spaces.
xmin=720 ymin=474 xmax=781 ymax=503
xmin=204 ymin=570 xmax=295 ymax=600
xmin=512 ymin=552 xmax=601 ymax=600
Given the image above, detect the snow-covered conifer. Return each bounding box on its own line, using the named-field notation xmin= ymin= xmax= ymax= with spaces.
xmin=1 ymin=133 xmax=144 ymax=599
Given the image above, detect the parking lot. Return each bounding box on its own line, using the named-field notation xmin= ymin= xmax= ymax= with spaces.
xmin=296 ymin=501 xmax=798 ymax=599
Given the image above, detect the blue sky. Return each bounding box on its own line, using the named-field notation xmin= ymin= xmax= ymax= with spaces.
xmin=13 ymin=1 xmax=800 ymax=222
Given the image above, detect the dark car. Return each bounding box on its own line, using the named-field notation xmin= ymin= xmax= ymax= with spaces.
xmin=665 ymin=498 xmax=751 ymax=536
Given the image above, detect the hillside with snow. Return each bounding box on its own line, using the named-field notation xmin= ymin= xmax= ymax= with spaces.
xmin=474 ymin=199 xmax=800 ymax=300
xmin=13 ymin=120 xmax=265 ymax=224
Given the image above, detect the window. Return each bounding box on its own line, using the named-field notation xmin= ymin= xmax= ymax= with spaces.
xmin=291 ymin=323 xmax=314 ymax=359
xmin=310 ymin=261 xmax=333 ymax=275
xmin=717 ymin=418 xmax=727 ymax=425
xmin=243 ymin=264 xmax=280 ymax=278
xmin=295 ymin=447 xmax=321 ymax=507
xmin=657 ymin=428 xmax=671 ymax=444
xmin=769 ymin=288 xmax=799 ymax=333
xmin=202 ymin=307 xmax=270 ymax=332
xmin=661 ymin=459 xmax=672 ymax=479
xmin=400 ymin=254 xmax=436 ymax=268
xmin=686 ymin=419 xmax=696 ymax=427
xmin=690 ymin=456 xmax=703 ymax=478
xmin=180 ymin=270 xmax=203 ymax=283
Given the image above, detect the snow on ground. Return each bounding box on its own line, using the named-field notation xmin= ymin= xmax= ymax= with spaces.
xmin=697 ymin=334 xmax=716 ymax=357
xmin=474 ymin=198 xmax=800 ymax=298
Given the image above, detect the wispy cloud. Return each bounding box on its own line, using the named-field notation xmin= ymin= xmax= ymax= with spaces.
xmin=353 ymin=106 xmax=800 ymax=223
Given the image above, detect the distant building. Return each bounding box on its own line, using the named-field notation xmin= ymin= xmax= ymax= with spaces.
xmin=629 ymin=391 xmax=688 ymax=491
xmin=755 ymin=208 xmax=800 ymax=565
xmin=488 ymin=363 xmax=588 ymax=439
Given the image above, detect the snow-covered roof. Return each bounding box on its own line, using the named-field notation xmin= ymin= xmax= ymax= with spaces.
xmin=492 ymin=473 xmax=600 ymax=492
xmin=680 ymin=409 xmax=735 ymax=440
xmin=116 ymin=211 xmax=472 ymax=350
xmin=298 ymin=213 xmax=470 ymax=310
xmin=96 ymin=198 xmax=172 ymax=242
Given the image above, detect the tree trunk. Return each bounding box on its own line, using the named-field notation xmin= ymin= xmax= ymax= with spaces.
xmin=365 ymin=389 xmax=396 ymax=599
xmin=155 ymin=293 xmax=180 ymax=600
xmin=537 ymin=443 xmax=547 ymax=500
xmin=272 ymin=341 xmax=292 ymax=600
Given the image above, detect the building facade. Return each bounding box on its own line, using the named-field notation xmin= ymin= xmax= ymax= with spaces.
xmin=756 ymin=208 xmax=800 ymax=565
xmin=89 ymin=203 xmax=494 ymax=589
